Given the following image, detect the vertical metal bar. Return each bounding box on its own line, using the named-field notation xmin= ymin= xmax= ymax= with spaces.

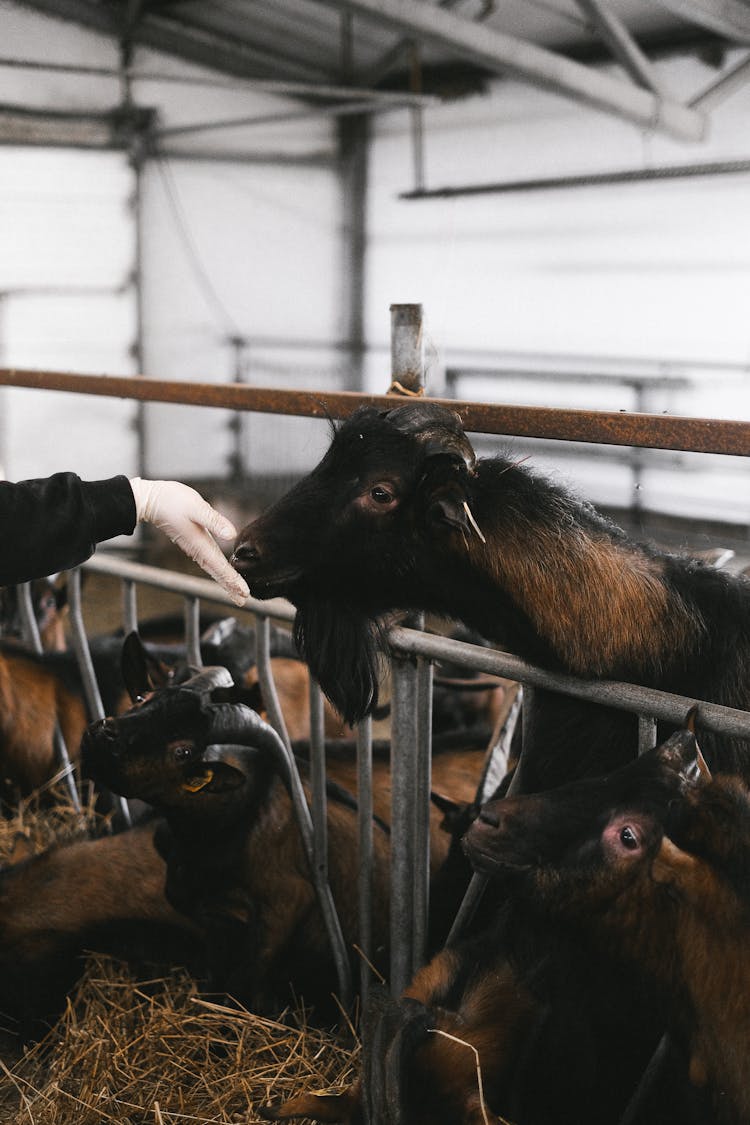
xmin=412 ymin=654 xmax=432 ymax=973
xmin=389 ymin=653 xmax=419 ymax=996
xmin=17 ymin=582 xmax=82 ymax=812
xmin=122 ymin=578 xmax=138 ymax=636
xmin=68 ymin=569 xmax=131 ymax=824
xmin=357 ymin=713 xmax=374 ymax=1009
xmin=638 ymin=714 xmax=658 ymax=754
xmin=389 ymin=303 xmax=424 ymax=395
xmin=184 ymin=596 xmax=202 ymax=667
xmin=255 ymin=615 xmax=292 ymax=751
xmin=338 ymin=114 xmax=369 ymax=393
xmin=129 ymin=130 xmax=147 ymax=478
xmin=309 ymin=675 xmax=331 ymax=906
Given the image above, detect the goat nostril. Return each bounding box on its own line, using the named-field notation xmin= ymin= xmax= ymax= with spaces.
xmin=231 ymin=543 xmax=260 ymax=567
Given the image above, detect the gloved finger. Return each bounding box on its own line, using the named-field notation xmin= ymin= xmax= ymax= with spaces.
xmin=173 ymin=526 xmax=250 ymax=606
xmin=181 ymin=492 xmax=238 ymax=542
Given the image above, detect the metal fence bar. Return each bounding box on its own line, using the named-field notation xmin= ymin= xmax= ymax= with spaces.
xmin=4 ymin=368 xmax=750 ymax=456
xmin=388 ymin=628 xmax=750 ymax=740
xmin=67 ymin=569 xmax=132 ymax=826
xmin=308 ymin=676 xmax=331 ymax=936
xmin=356 ymin=713 xmax=375 ymax=1008
xmin=183 ymin=596 xmax=202 ymax=667
xmin=16 ymin=582 xmax=82 ymax=811
xmin=389 ymin=653 xmax=420 ymax=996
xmin=412 ymin=656 xmax=433 ymax=974
xmin=122 ymin=579 xmax=138 ymax=636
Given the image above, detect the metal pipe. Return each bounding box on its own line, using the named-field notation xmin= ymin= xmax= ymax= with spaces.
xmin=17 ymin=582 xmax=82 ymax=811
xmin=309 ymin=677 xmax=331 ymax=917
xmin=689 ymin=49 xmax=750 ymax=109
xmin=389 ymin=653 xmax=420 ymax=995
xmin=412 ymin=656 xmax=433 ymax=972
xmin=68 ymin=569 xmax=131 ymax=824
xmin=400 ymin=158 xmax=750 ymax=199
xmin=357 ymin=714 xmax=375 ymax=1008
xmin=389 ymin=628 xmax=750 ymax=739
xmin=573 ymin=0 xmax=667 ymax=93
xmin=6 ymin=369 xmax=750 ymax=456
xmin=255 ymin=615 xmax=292 ymax=751
xmin=122 ymin=579 xmax=138 ymax=636
xmin=313 ymin=0 xmax=705 ymax=140
xmin=184 ymin=596 xmax=202 ymax=668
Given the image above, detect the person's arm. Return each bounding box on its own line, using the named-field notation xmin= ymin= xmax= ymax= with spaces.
xmin=0 ymin=473 xmax=249 ymax=606
xmin=0 ymin=472 xmax=135 ymax=587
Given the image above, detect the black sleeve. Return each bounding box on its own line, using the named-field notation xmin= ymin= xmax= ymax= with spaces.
xmin=0 ymin=473 xmax=137 ymax=586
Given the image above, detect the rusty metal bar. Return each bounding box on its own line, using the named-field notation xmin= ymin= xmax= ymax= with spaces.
xmin=3 ymin=368 xmax=750 ymax=456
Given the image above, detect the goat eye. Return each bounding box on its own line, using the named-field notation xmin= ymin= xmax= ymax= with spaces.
xmin=173 ymin=744 xmax=193 ymax=762
xmin=620 ymin=825 xmax=640 ymax=850
xmin=370 ymin=485 xmax=394 ymax=504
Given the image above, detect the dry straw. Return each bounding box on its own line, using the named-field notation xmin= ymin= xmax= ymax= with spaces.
xmin=0 ymin=787 xmax=358 ymax=1124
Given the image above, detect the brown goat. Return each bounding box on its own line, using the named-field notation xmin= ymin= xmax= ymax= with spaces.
xmin=0 ymin=820 xmax=202 ymax=1039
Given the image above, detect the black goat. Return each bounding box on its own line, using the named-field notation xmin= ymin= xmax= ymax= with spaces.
xmin=232 ymin=401 xmax=750 ymax=788
xmin=82 ymin=640 xmax=393 ymax=1019
xmin=265 ymin=730 xmax=711 ymax=1125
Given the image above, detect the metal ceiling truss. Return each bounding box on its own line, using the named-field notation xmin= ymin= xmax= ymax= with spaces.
xmin=312 ymin=0 xmax=707 ymax=140
xmin=651 ymin=0 xmax=750 ymax=43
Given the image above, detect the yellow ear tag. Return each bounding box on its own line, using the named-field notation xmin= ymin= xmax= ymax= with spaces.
xmin=182 ymin=768 xmax=215 ymax=793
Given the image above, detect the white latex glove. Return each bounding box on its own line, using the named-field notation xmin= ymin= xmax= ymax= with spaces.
xmin=130 ymin=478 xmax=249 ymax=607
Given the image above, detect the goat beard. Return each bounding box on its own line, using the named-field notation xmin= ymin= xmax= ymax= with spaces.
xmin=293 ymin=599 xmax=384 ymax=726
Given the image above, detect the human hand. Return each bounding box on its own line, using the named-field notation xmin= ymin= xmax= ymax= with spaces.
xmin=129 ymin=478 xmax=250 ymax=606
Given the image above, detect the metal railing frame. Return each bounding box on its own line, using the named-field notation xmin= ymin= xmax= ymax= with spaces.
xmin=6 ymin=328 xmax=750 ymax=1016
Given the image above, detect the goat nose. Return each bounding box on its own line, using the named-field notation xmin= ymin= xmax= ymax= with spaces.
xmin=231 ymin=542 xmax=260 ymax=567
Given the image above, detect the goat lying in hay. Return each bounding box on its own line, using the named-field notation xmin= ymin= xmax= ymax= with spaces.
xmin=0 ymin=818 xmax=203 ymax=1041
xmin=263 ymin=729 xmax=718 ymax=1125
xmin=232 ymin=402 xmax=750 ymax=789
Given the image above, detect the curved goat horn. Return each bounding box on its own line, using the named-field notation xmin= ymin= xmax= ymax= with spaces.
xmin=203 ymin=702 xmax=286 ymax=759
xmin=179 ymin=665 xmax=235 ymax=697
xmin=384 ymin=401 xmax=477 ymax=473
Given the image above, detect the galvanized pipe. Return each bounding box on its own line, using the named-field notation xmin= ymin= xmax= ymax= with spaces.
xmin=183 ymin=595 xmax=202 ymax=668
xmin=412 ymin=656 xmax=433 ymax=973
xmin=255 ymin=615 xmax=292 ymax=751
xmin=122 ymin=578 xmax=138 ymax=636
xmin=389 ymin=628 xmax=750 ymax=740
xmin=389 ymin=653 xmax=420 ymax=995
xmin=309 ymin=676 xmax=331 ymax=909
xmin=17 ymin=582 xmax=82 ymax=812
xmin=68 ymin=569 xmax=131 ymax=825
xmin=357 ymin=713 xmax=375 ymax=1008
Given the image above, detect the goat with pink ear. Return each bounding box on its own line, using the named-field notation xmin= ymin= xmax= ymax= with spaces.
xmin=232 ymin=401 xmax=750 ymax=791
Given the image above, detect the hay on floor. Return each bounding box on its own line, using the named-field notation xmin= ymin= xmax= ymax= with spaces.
xmin=0 ymin=788 xmax=359 ymax=1124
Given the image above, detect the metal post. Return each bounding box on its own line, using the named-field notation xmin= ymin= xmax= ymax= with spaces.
xmin=412 ymin=655 xmax=433 ymax=972
xmin=309 ymin=676 xmax=331 ymax=917
xmin=68 ymin=569 xmax=131 ymax=825
xmin=389 ymin=303 xmax=424 ymax=396
xmin=357 ymin=713 xmax=375 ymax=1008
xmin=122 ymin=578 xmax=138 ymax=636
xmin=17 ymin=582 xmax=82 ymax=812
xmin=184 ymin=596 xmax=202 ymax=668
xmin=389 ymin=652 xmax=420 ymax=995
xmin=338 ymin=114 xmax=369 ymax=393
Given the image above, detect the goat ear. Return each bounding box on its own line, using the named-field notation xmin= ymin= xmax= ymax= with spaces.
xmin=181 ymin=761 xmax=246 ymax=795
xmin=121 ymin=631 xmax=173 ymax=702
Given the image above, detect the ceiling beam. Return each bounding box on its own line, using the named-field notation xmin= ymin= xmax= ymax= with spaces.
xmin=572 ymin=0 xmax=669 ymax=94
xmin=689 ymin=47 xmax=750 ymax=107
xmin=15 ymin=0 xmax=332 ymax=83
xmin=312 ymin=0 xmax=705 ymax=139
xmin=651 ymin=0 xmax=750 ymax=43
